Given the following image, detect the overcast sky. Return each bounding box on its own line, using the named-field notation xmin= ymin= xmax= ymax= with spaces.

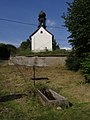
xmin=0 ymin=0 xmax=73 ymax=49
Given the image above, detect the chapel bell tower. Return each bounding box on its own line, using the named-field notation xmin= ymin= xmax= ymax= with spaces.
xmin=38 ymin=11 xmax=46 ymax=29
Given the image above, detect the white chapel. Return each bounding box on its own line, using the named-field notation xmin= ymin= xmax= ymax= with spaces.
xmin=30 ymin=11 xmax=54 ymax=52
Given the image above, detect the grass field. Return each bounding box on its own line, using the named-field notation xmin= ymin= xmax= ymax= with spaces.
xmin=0 ymin=60 xmax=90 ymax=120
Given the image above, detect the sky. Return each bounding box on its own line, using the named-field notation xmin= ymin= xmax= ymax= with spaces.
xmin=0 ymin=0 xmax=73 ymax=49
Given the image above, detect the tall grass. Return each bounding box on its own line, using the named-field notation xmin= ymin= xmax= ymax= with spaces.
xmin=0 ymin=64 xmax=90 ymax=120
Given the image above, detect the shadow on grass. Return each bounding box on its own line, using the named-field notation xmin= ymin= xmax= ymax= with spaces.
xmin=0 ymin=94 xmax=27 ymax=102
xmin=31 ymin=77 xmax=49 ymax=80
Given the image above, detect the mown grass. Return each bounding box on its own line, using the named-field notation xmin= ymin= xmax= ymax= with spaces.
xmin=0 ymin=62 xmax=90 ymax=120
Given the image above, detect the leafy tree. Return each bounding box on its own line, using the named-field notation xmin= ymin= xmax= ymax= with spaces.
xmin=52 ymin=39 xmax=60 ymax=50
xmin=6 ymin=44 xmax=17 ymax=56
xmin=81 ymin=53 xmax=90 ymax=83
xmin=0 ymin=43 xmax=10 ymax=60
xmin=20 ymin=39 xmax=31 ymax=50
xmin=63 ymin=0 xmax=90 ymax=81
xmin=62 ymin=0 xmax=90 ymax=70
xmin=62 ymin=0 xmax=90 ymax=57
xmin=66 ymin=51 xmax=81 ymax=71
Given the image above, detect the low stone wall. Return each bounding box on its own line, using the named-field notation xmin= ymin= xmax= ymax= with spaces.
xmin=9 ymin=56 xmax=67 ymax=66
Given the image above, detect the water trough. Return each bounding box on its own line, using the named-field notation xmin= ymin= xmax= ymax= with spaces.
xmin=37 ymin=89 xmax=70 ymax=108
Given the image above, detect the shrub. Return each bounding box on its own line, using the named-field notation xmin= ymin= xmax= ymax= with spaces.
xmin=6 ymin=44 xmax=17 ymax=56
xmin=66 ymin=52 xmax=81 ymax=71
xmin=81 ymin=53 xmax=90 ymax=83
xmin=0 ymin=43 xmax=10 ymax=60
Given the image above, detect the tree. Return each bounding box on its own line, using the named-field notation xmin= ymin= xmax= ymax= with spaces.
xmin=20 ymin=39 xmax=31 ymax=50
xmin=0 ymin=43 xmax=10 ymax=60
xmin=62 ymin=0 xmax=90 ymax=57
xmin=6 ymin=44 xmax=17 ymax=56
xmin=62 ymin=0 xmax=90 ymax=82
xmin=62 ymin=0 xmax=90 ymax=68
xmin=52 ymin=39 xmax=60 ymax=50
xmin=81 ymin=53 xmax=90 ymax=83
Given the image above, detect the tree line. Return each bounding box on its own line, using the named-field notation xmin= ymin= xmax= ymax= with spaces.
xmin=19 ymin=39 xmax=60 ymax=51
xmin=0 ymin=39 xmax=60 ymax=59
xmin=0 ymin=43 xmax=17 ymax=60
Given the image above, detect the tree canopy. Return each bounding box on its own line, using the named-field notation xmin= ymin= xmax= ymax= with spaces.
xmin=0 ymin=43 xmax=10 ymax=60
xmin=7 ymin=44 xmax=17 ymax=55
xmin=19 ymin=39 xmax=31 ymax=50
xmin=0 ymin=43 xmax=17 ymax=59
xmin=62 ymin=0 xmax=90 ymax=82
xmin=63 ymin=0 xmax=90 ymax=58
xmin=52 ymin=39 xmax=60 ymax=50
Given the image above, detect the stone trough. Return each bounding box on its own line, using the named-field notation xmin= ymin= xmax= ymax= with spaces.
xmin=37 ymin=89 xmax=70 ymax=108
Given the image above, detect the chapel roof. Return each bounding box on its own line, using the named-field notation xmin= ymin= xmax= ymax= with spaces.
xmin=30 ymin=26 xmax=54 ymax=39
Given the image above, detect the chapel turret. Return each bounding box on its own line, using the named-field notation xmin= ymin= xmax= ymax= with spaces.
xmin=38 ymin=11 xmax=46 ymax=29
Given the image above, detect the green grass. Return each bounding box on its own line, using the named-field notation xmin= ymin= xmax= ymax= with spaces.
xmin=16 ymin=49 xmax=69 ymax=57
xmin=0 ymin=63 xmax=90 ymax=120
xmin=0 ymin=101 xmax=90 ymax=120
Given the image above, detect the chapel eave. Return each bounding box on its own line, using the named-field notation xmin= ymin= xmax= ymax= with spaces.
xmin=29 ymin=26 xmax=54 ymax=40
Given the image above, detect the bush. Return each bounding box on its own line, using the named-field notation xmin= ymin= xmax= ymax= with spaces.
xmin=6 ymin=44 xmax=17 ymax=56
xmin=66 ymin=52 xmax=81 ymax=71
xmin=0 ymin=43 xmax=10 ymax=60
xmin=81 ymin=53 xmax=90 ymax=83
